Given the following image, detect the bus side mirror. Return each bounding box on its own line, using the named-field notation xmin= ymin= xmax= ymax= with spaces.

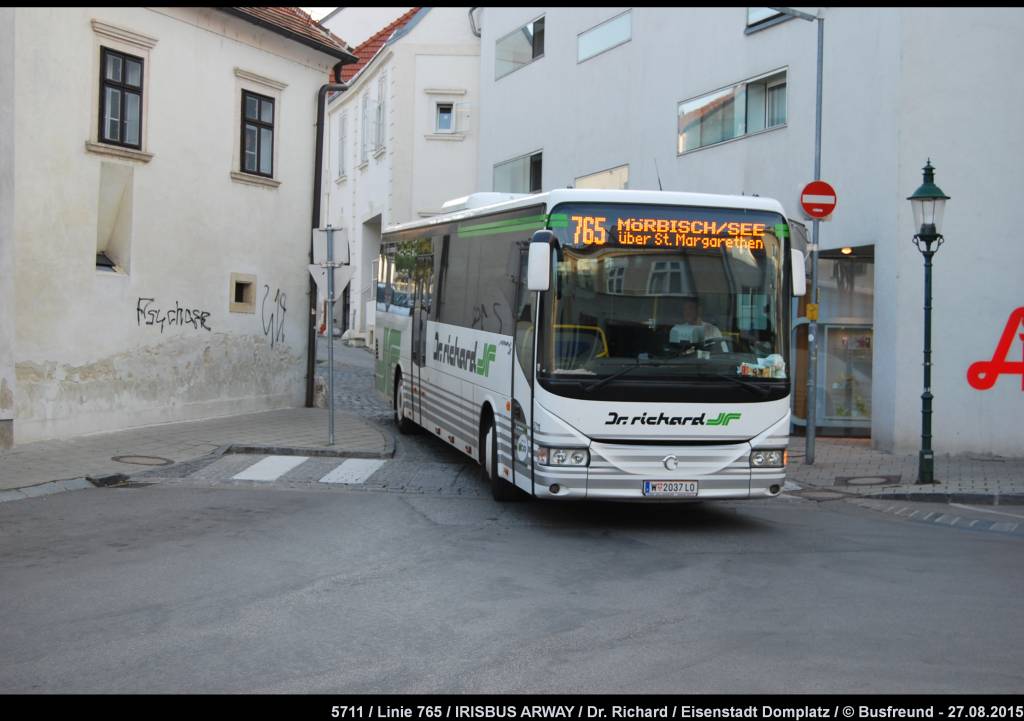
xmin=527 ymin=230 xmax=556 ymax=291
xmin=791 ymin=249 xmax=807 ymax=296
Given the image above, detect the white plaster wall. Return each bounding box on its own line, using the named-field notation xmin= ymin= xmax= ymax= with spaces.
xmin=326 ymin=7 xmax=480 ymax=337
xmin=13 ymin=7 xmax=337 ymax=443
xmin=477 ymin=7 xmax=1024 ymax=455
xmin=0 ymin=7 xmax=15 ymax=449
xmin=321 ymin=7 xmax=413 ymax=48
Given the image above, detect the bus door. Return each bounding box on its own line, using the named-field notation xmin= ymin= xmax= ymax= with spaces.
xmin=411 ymin=249 xmax=434 ymax=425
xmin=510 ymin=243 xmax=536 ymax=493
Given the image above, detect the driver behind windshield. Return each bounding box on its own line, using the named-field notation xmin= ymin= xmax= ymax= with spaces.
xmin=669 ymin=297 xmax=722 ymax=346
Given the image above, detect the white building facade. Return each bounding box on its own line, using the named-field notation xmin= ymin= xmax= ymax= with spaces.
xmin=323 ymin=7 xmax=480 ymax=345
xmin=476 ymin=7 xmax=1024 ymax=456
xmin=1 ymin=7 xmax=354 ymax=446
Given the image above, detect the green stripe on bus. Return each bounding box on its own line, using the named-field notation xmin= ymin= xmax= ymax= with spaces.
xmin=548 ymin=213 xmax=569 ymax=228
xmin=457 ymin=214 xmax=549 ymax=235
xmin=458 ymin=220 xmax=548 ymax=238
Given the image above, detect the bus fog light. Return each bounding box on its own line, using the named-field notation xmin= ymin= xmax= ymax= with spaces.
xmin=751 ymin=450 xmax=784 ymax=468
xmin=550 ymin=484 xmax=561 ymax=494
xmin=536 ymin=446 xmax=589 ymax=467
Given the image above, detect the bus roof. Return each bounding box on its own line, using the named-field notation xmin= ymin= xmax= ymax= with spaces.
xmin=383 ymin=188 xmax=788 ymax=237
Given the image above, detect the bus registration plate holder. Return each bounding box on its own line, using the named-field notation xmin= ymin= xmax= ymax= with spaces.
xmin=643 ymin=480 xmax=698 ymax=497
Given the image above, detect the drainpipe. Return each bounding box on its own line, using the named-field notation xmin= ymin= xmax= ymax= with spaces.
xmin=468 ymin=7 xmax=481 ymax=37
xmin=306 ymin=68 xmax=350 ymax=407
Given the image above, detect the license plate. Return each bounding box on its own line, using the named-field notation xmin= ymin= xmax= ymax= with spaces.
xmin=643 ymin=480 xmax=698 ymax=497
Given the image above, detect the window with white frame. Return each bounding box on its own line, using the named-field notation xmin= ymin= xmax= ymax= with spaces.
xmin=575 ymin=164 xmax=629 ymax=190
xmin=677 ymin=69 xmax=787 ymax=153
xmin=578 ymin=10 xmax=631 ymax=63
xmin=493 ymin=151 xmax=542 ymax=193
xmin=647 ymin=260 xmax=693 ymax=295
xmin=360 ymin=94 xmax=370 ymax=163
xmin=435 ymin=103 xmax=454 ymax=133
xmin=495 ymin=16 xmax=545 ymax=79
xmin=374 ymin=73 xmax=386 ymax=152
xmin=337 ymin=112 xmax=346 ymax=178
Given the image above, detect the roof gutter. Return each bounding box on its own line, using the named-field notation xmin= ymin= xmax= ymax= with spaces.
xmin=306 ymin=74 xmax=350 ymax=407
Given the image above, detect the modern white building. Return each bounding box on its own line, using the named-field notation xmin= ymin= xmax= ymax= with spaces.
xmin=0 ymin=7 xmax=356 ymax=447
xmin=475 ymin=7 xmax=1024 ymax=456
xmin=323 ymin=7 xmax=480 ymax=345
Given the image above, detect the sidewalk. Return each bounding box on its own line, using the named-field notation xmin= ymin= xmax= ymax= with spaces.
xmin=0 ymin=407 xmax=393 ymax=494
xmin=786 ymin=437 xmax=1024 ymax=504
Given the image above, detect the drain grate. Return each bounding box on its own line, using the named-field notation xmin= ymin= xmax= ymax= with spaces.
xmin=112 ymin=455 xmax=174 ymax=467
xmin=835 ymin=474 xmax=901 ymax=487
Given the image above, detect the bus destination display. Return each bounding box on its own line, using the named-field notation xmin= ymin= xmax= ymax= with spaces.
xmin=569 ymin=215 xmax=770 ymax=252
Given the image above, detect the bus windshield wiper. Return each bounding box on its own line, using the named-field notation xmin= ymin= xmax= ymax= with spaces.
xmin=705 ymin=372 xmax=772 ymax=397
xmin=582 ymin=360 xmax=657 ymax=395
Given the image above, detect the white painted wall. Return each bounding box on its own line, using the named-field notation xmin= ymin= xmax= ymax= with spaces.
xmin=12 ymin=7 xmax=340 ymax=443
xmin=0 ymin=7 xmax=15 ymax=449
xmin=321 ymin=7 xmax=413 ymax=48
xmin=325 ymin=7 xmax=480 ymax=340
xmin=477 ymin=7 xmax=1024 ymax=455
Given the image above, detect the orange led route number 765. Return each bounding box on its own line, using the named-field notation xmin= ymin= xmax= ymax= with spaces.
xmin=571 ymin=215 xmax=607 ymax=246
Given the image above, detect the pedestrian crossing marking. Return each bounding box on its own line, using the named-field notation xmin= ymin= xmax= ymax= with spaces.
xmin=318 ymin=458 xmax=386 ymax=485
xmin=233 ymin=455 xmax=309 ymax=482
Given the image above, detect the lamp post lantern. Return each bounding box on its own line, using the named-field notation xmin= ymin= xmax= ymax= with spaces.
xmin=907 ymin=159 xmax=950 ymax=484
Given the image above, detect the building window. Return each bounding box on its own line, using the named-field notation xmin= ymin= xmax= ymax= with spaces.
xmin=99 ymin=47 xmax=144 ymax=149
xmin=605 ymin=262 xmax=625 ymax=294
xmin=360 ymin=94 xmax=370 ymax=163
xmin=647 ymin=260 xmax=693 ymax=295
xmin=578 ymin=10 xmax=631 ymax=63
xmin=241 ymin=90 xmax=274 ymax=177
xmin=374 ymin=73 xmax=387 ymax=152
xmin=495 ymin=16 xmax=544 ymax=79
xmin=436 ymin=103 xmax=454 ymax=133
xmin=747 ymin=8 xmax=783 ymax=26
xmin=677 ymin=69 xmax=787 ymax=154
xmin=493 ymin=151 xmax=542 ymax=194
xmin=337 ymin=113 xmax=346 ymax=178
xmin=575 ymin=164 xmax=629 ymax=190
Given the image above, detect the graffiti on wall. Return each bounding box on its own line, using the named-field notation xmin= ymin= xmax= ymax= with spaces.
xmin=967 ymin=307 xmax=1024 ymax=391
xmin=136 ymin=298 xmax=212 ymax=333
xmin=261 ymin=285 xmax=287 ymax=348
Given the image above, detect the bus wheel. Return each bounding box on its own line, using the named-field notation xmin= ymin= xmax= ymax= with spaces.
xmin=482 ymin=415 xmax=522 ymax=502
xmin=394 ymin=373 xmax=415 ymax=435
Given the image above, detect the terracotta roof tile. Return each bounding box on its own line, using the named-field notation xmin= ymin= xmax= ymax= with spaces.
xmin=222 ymin=7 xmax=356 ymax=61
xmin=340 ymin=7 xmax=422 ymax=82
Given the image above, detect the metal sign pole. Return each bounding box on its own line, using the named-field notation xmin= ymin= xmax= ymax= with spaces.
xmin=806 ymin=14 xmax=824 ymax=465
xmin=326 ymin=224 xmax=336 ymax=446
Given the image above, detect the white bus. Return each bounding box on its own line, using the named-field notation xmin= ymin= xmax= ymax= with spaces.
xmin=374 ymin=189 xmax=806 ymax=501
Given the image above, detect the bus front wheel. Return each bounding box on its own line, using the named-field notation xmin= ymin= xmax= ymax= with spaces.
xmin=482 ymin=414 xmax=523 ymax=502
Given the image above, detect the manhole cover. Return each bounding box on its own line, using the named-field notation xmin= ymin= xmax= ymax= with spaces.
xmin=799 ymin=491 xmax=847 ymax=501
xmin=112 ymin=455 xmax=174 ymax=467
xmin=836 ymin=474 xmax=901 ymax=487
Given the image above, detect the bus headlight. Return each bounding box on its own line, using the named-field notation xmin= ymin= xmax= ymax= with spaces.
xmin=750 ymin=449 xmax=785 ymax=468
xmin=535 ymin=446 xmax=590 ymax=467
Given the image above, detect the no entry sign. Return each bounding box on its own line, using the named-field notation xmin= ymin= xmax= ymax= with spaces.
xmin=801 ymin=180 xmax=837 ymax=219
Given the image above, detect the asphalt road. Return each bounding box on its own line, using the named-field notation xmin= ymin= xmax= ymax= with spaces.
xmin=2 ymin=449 xmax=1023 ymax=692
xmin=1 ymin=343 xmax=1021 ymax=693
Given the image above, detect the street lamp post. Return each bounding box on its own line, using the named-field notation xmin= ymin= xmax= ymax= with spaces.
xmin=907 ymin=160 xmax=950 ymax=484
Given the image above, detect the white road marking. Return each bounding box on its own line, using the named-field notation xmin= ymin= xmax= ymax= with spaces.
xmin=991 ymin=522 xmax=1019 ymax=533
xmin=318 ymin=458 xmax=387 ymax=485
xmin=950 ymin=503 xmax=1024 ymax=521
xmin=232 ymin=455 xmax=308 ymax=482
xmin=783 ymin=481 xmax=802 ymax=492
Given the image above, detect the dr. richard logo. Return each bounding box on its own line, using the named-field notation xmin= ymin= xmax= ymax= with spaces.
xmin=605 ymin=411 xmax=742 ymax=426
xmin=433 ymin=332 xmax=497 ymax=377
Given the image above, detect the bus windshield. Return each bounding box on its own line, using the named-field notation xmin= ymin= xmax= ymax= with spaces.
xmin=540 ymin=202 xmax=789 ymax=395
